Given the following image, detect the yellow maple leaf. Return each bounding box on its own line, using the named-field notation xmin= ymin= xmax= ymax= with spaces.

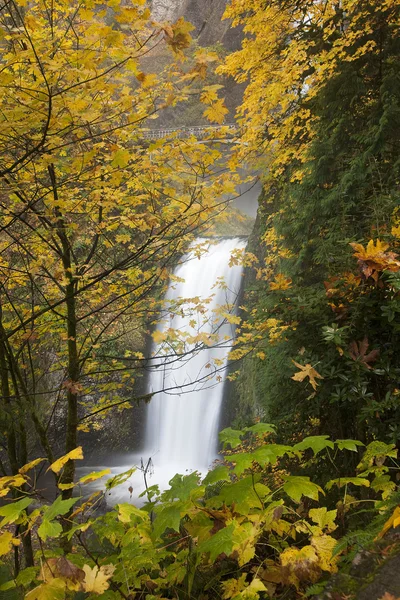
xmin=19 ymin=458 xmax=46 ymax=474
xmin=152 ymin=329 xmax=166 ymax=344
xmin=280 ymin=545 xmax=320 ymax=589
xmin=111 ymin=148 xmax=130 ymax=168
xmin=165 ymin=17 xmax=194 ymax=53
xmin=291 ymin=361 xmax=324 ymax=391
xmin=82 ymin=564 xmax=115 ymax=594
xmin=115 ymin=234 xmax=131 ymax=244
xmin=203 ymin=99 xmax=229 ymax=124
xmin=48 ymin=447 xmax=84 ymax=474
xmin=310 ymin=535 xmax=338 ymax=572
xmin=350 ymin=239 xmax=400 ymax=281
xmin=221 ymin=573 xmax=247 ymax=599
xmin=25 ymin=578 xmax=66 ymax=600
xmin=350 ymin=238 xmax=390 ymax=260
xmin=392 ymin=225 xmax=400 ymax=238
xmin=0 ymin=474 xmax=27 ymax=496
xmin=200 ymin=84 xmax=224 ymax=105
xmin=270 ymin=273 xmax=292 ymax=291
xmin=0 ymin=531 xmax=20 ymax=557
xmin=376 ymin=505 xmax=400 ymax=540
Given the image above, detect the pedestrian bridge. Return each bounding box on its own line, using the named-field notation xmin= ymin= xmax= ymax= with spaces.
xmin=140 ymin=123 xmax=239 ymax=140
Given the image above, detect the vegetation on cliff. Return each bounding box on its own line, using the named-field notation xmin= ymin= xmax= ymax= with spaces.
xmin=227 ymin=0 xmax=400 ymax=445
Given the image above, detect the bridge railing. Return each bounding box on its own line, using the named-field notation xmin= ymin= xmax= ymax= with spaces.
xmin=140 ymin=124 xmax=239 ymax=140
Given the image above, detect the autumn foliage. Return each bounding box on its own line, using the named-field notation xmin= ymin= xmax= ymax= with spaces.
xmin=1 ymin=0 xmax=400 ymax=598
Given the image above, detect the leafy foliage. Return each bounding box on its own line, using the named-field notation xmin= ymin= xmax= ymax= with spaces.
xmin=0 ymin=428 xmax=398 ymax=598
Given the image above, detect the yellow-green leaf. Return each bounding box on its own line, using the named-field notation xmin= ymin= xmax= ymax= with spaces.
xmin=38 ymin=519 xmax=62 ymax=541
xmin=25 ymin=578 xmax=66 ymax=600
xmin=0 ymin=497 xmax=33 ymax=526
xmin=0 ymin=531 xmax=20 ymax=556
xmin=111 ymin=148 xmax=130 ymax=168
xmin=79 ymin=468 xmax=111 ymax=485
xmin=309 ymin=508 xmax=337 ymax=533
xmin=283 ymin=476 xmax=324 ymax=503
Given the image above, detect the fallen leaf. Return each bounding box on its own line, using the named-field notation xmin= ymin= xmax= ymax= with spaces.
xmin=291 ymin=361 xmax=324 ymax=391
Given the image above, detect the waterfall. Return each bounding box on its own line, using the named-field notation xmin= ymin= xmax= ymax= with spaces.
xmin=78 ymin=237 xmax=246 ymax=502
xmin=143 ymin=237 xmax=246 ymax=488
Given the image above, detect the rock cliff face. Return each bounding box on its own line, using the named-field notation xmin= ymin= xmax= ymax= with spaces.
xmin=151 ymin=0 xmax=242 ymax=51
xmin=151 ymin=0 xmax=185 ymax=22
xmin=146 ymin=0 xmax=244 ymax=126
xmin=174 ymin=0 xmax=242 ymax=51
xmin=179 ymin=0 xmax=244 ymax=118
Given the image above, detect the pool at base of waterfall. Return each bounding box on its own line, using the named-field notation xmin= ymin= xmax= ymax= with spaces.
xmin=79 ymin=454 xmax=217 ymax=507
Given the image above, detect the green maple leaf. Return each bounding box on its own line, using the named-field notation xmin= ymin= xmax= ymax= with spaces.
xmin=214 ymin=476 xmax=270 ymax=513
xmin=283 ymin=476 xmax=324 ymax=503
xmin=335 ymin=439 xmax=365 ymax=452
xmin=325 ymin=477 xmax=370 ymax=491
xmin=253 ymin=444 xmax=296 ymax=466
xmin=65 ymin=521 xmax=92 ymax=541
xmin=0 ymin=497 xmax=32 ymax=526
xmin=25 ymin=578 xmax=66 ymax=600
xmin=231 ymin=452 xmax=254 ymax=476
xmin=36 ymin=496 xmax=78 ymax=541
xmin=16 ymin=567 xmax=38 ymax=588
xmin=44 ymin=495 xmax=78 ymax=521
xmin=38 ymin=519 xmax=62 ymax=541
xmin=162 ymin=472 xmax=201 ymax=502
xmin=198 ymin=523 xmax=235 ymax=561
xmin=294 ymin=435 xmax=334 ymax=456
xmin=186 ymin=511 xmax=214 ymax=544
xmin=244 ymin=423 xmax=276 ymax=435
xmin=219 ymin=427 xmax=243 ymax=449
xmin=203 ymin=465 xmax=231 ymax=485
xmin=152 ymin=503 xmax=182 ymax=539
xmin=0 ymin=580 xmax=17 ymax=592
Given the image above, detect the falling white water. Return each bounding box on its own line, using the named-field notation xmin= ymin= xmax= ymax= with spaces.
xmin=143 ymin=237 xmax=246 ymax=488
xmin=78 ymin=237 xmax=246 ymax=503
